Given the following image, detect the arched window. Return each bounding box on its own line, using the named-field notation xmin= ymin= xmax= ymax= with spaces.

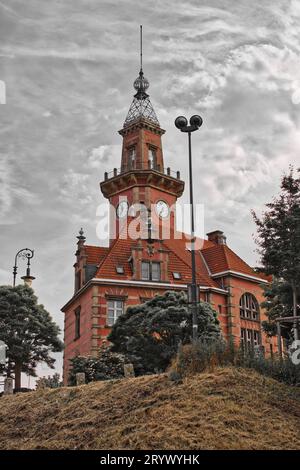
xmin=239 ymin=293 xmax=260 ymax=321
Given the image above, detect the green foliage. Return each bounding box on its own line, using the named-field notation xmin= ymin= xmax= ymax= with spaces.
xmin=252 ymin=167 xmax=300 ymax=338
xmin=0 ymin=285 xmax=63 ymax=380
xmin=68 ymin=347 xmax=127 ymax=385
xmin=36 ymin=373 xmax=62 ymax=389
xmin=252 ymin=167 xmax=300 ymax=282
xmin=170 ymin=338 xmax=300 ymax=386
xmin=108 ymin=291 xmax=221 ymax=375
xmin=261 ymin=279 xmax=294 ymax=339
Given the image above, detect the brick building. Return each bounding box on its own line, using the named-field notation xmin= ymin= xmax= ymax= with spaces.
xmin=61 ymin=64 xmax=276 ymax=383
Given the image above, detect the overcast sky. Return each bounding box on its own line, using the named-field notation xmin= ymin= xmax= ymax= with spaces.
xmin=1 ymin=0 xmax=300 ymax=382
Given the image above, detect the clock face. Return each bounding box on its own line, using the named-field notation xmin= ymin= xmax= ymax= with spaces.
xmin=116 ymin=201 xmax=128 ymax=219
xmin=155 ymin=200 xmax=169 ymax=219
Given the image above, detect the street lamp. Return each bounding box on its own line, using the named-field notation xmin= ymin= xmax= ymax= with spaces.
xmin=175 ymin=114 xmax=203 ymax=342
xmin=13 ymin=248 xmax=35 ymax=287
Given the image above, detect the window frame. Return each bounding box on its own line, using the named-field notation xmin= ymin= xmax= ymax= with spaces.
xmin=74 ymin=306 xmax=81 ymax=340
xmin=239 ymin=293 xmax=260 ymax=321
xmin=107 ymin=299 xmax=124 ymax=327
xmin=127 ymin=145 xmax=136 ymax=169
xmin=141 ymin=261 xmax=161 ymax=281
xmin=148 ymin=146 xmax=157 ymax=169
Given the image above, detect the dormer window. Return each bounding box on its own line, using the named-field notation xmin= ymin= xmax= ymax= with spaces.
xmin=141 ymin=261 xmax=161 ymax=281
xmin=173 ymin=272 xmax=181 ymax=280
xmin=148 ymin=147 xmax=156 ymax=169
xmin=116 ymin=266 xmax=124 ymax=274
xmin=128 ymin=146 xmax=136 ymax=169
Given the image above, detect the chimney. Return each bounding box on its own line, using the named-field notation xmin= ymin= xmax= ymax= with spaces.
xmin=207 ymin=230 xmax=227 ymax=245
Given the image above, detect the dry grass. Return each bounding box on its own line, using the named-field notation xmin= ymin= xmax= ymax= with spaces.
xmin=0 ymin=367 xmax=299 ymax=450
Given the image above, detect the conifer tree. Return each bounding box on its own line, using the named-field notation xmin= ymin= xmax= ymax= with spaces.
xmin=253 ymin=167 xmax=300 ymax=340
xmin=0 ymin=285 xmax=63 ymax=389
xmin=108 ymin=291 xmax=221 ymax=375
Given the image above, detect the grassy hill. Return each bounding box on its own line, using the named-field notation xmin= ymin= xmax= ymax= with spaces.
xmin=0 ymin=367 xmax=299 ymax=450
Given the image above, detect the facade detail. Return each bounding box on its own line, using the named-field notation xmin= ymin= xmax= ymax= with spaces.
xmin=61 ymin=62 xmax=277 ymax=383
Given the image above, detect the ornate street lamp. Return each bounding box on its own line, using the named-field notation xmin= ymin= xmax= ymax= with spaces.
xmin=13 ymin=248 xmax=35 ymax=287
xmin=175 ymin=115 xmax=203 ymax=342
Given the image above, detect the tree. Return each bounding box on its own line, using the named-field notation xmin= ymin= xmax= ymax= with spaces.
xmin=36 ymin=373 xmax=62 ymax=389
xmin=252 ymin=167 xmax=300 ymax=340
xmin=260 ymin=279 xmax=294 ymax=339
xmin=108 ymin=291 xmax=221 ymax=375
xmin=0 ymin=285 xmax=64 ymax=389
xmin=68 ymin=346 xmax=127 ymax=385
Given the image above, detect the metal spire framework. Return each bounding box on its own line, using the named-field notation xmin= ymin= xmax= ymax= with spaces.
xmin=124 ymin=25 xmax=159 ymax=127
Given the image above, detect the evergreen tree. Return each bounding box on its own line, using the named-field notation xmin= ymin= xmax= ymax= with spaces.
xmin=0 ymin=285 xmax=64 ymax=389
xmin=252 ymin=167 xmax=300 ymax=340
xmin=260 ymin=279 xmax=294 ymax=339
xmin=108 ymin=291 xmax=221 ymax=375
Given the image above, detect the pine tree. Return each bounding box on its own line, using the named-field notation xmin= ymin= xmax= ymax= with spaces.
xmin=0 ymin=285 xmax=64 ymax=389
xmin=108 ymin=291 xmax=221 ymax=375
xmin=252 ymin=167 xmax=300 ymax=340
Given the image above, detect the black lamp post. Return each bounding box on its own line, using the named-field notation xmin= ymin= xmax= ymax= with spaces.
xmin=175 ymin=114 xmax=203 ymax=342
xmin=13 ymin=248 xmax=34 ymax=287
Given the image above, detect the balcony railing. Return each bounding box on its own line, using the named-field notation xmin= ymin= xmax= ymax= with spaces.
xmin=103 ymin=163 xmax=181 ymax=181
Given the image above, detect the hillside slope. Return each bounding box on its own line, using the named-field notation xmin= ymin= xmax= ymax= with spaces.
xmin=0 ymin=367 xmax=299 ymax=450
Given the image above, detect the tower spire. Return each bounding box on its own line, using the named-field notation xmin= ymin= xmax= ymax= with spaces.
xmin=123 ymin=25 xmax=159 ymax=127
xmin=140 ymin=24 xmax=143 ymax=72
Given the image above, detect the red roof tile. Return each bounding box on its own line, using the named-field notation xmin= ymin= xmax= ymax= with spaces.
xmin=84 ymin=229 xmax=266 ymax=286
xmin=85 ymin=245 xmax=109 ymax=265
xmin=201 ymin=244 xmax=265 ymax=281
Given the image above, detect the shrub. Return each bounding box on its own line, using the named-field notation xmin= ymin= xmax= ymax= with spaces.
xmin=108 ymin=291 xmax=221 ymax=375
xmin=36 ymin=373 xmax=62 ymax=389
xmin=169 ymin=339 xmax=300 ymax=386
xmin=68 ymin=346 xmax=127 ymax=385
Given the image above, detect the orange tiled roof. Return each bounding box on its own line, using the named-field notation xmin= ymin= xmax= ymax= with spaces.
xmin=85 ymin=245 xmax=109 ymax=265
xmin=93 ymin=230 xmax=221 ymax=288
xmin=201 ymin=244 xmax=265 ymax=280
xmin=83 ymin=231 xmax=266 ymax=286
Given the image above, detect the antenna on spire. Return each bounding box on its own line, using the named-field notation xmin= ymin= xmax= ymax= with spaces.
xmin=140 ymin=24 xmax=143 ymax=72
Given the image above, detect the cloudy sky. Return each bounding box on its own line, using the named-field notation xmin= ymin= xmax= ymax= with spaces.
xmin=1 ymin=0 xmax=300 ymax=381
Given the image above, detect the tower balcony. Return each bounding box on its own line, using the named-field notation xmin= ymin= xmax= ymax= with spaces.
xmin=100 ymin=164 xmax=185 ymax=199
xmin=104 ymin=163 xmax=181 ymax=182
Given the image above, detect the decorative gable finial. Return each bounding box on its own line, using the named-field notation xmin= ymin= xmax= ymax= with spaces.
xmin=77 ymin=228 xmax=86 ymax=241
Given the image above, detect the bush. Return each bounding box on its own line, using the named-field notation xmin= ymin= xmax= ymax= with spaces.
xmin=68 ymin=346 xmax=127 ymax=385
xmin=108 ymin=291 xmax=221 ymax=375
xmin=36 ymin=373 xmax=62 ymax=389
xmin=169 ymin=339 xmax=300 ymax=386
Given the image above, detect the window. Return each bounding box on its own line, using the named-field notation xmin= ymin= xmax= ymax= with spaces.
xmin=151 ymin=262 xmax=161 ymax=281
xmin=239 ymin=293 xmax=260 ymax=321
xmin=128 ymin=146 xmax=136 ymax=169
xmin=75 ymin=271 xmax=81 ymax=291
xmin=241 ymin=327 xmax=261 ymax=349
xmin=107 ymin=299 xmax=124 ymax=326
xmin=141 ymin=261 xmax=161 ymax=281
xmin=148 ymin=147 xmax=156 ymax=169
xmin=173 ymin=272 xmax=181 ymax=280
xmin=74 ymin=306 xmax=81 ymax=339
xmin=141 ymin=261 xmax=150 ymax=280
xmin=116 ymin=266 xmax=124 ymax=274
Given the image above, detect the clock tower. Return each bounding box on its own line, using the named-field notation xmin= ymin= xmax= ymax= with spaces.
xmin=100 ymin=62 xmax=184 ymax=244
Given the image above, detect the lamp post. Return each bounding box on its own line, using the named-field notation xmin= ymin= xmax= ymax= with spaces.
xmin=13 ymin=248 xmax=34 ymax=287
xmin=175 ymin=115 xmax=203 ymax=342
